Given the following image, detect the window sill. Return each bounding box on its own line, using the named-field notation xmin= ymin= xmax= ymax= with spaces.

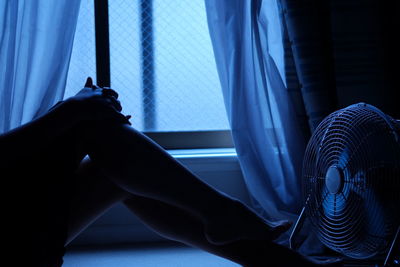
xmin=169 ymin=147 xmax=237 ymax=158
xmin=168 ymin=148 xmax=240 ymax=172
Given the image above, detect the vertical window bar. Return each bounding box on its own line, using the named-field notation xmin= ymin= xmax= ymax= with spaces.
xmin=94 ymin=0 xmax=111 ymax=87
xmin=140 ymin=0 xmax=156 ymax=131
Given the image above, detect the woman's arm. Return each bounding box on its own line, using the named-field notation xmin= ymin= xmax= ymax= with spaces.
xmin=0 ymin=77 xmax=129 ymax=163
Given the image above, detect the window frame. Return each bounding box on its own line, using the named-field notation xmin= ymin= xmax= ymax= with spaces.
xmin=93 ymin=0 xmax=232 ymax=149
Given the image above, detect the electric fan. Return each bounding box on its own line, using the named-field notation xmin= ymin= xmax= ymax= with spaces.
xmin=289 ymin=103 xmax=400 ymax=266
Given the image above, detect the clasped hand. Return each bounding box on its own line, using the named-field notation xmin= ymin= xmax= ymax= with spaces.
xmin=64 ymin=77 xmax=131 ymax=125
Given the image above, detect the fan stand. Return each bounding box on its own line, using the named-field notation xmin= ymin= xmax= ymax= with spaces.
xmin=289 ymin=207 xmax=400 ymax=267
xmin=289 ymin=205 xmax=308 ymax=251
xmin=384 ymin=225 xmax=400 ymax=266
xmin=289 ymin=194 xmax=310 ymax=250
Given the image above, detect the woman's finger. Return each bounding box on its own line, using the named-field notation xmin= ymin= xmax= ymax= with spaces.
xmin=125 ymin=115 xmax=132 ymax=125
xmin=92 ymin=84 xmax=101 ymax=91
xmin=84 ymin=77 xmax=93 ymax=88
xmin=101 ymin=107 xmax=131 ymax=125
xmin=102 ymin=88 xmax=119 ymax=99
xmin=103 ymin=96 xmax=122 ymax=112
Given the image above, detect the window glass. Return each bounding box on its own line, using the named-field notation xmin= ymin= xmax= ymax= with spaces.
xmin=66 ymin=0 xmax=230 ymax=132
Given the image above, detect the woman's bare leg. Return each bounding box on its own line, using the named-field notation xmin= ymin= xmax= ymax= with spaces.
xmin=66 ymin=158 xmax=259 ymax=266
xmin=79 ymin=121 xmax=290 ymax=245
xmin=123 ymin=195 xmax=344 ymax=267
xmin=66 ymin=157 xmax=341 ymax=267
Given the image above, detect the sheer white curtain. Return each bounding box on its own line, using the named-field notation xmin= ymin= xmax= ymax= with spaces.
xmin=205 ymin=0 xmax=308 ymax=223
xmin=0 ymin=0 xmax=81 ymax=133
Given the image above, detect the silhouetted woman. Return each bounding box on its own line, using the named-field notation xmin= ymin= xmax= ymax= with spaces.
xmin=1 ymin=77 xmax=341 ymax=267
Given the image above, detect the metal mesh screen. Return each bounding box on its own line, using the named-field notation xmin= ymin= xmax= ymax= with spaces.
xmin=66 ymin=0 xmax=229 ymax=132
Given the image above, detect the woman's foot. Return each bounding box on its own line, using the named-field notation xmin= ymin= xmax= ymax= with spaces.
xmin=234 ymin=239 xmax=343 ymax=267
xmin=204 ymin=200 xmax=292 ymax=245
xmin=265 ymin=241 xmax=343 ymax=267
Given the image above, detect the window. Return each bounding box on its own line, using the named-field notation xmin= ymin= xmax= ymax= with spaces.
xmin=65 ymin=0 xmax=232 ymax=149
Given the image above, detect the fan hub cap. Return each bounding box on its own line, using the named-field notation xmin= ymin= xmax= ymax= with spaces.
xmin=325 ymin=166 xmax=344 ymax=194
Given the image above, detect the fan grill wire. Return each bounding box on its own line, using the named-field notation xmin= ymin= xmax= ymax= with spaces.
xmin=302 ymin=105 xmax=400 ymax=259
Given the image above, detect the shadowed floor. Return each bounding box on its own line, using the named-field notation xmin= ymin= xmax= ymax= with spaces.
xmin=63 ymin=242 xmax=240 ymax=267
xmin=63 ymin=241 xmax=388 ymax=266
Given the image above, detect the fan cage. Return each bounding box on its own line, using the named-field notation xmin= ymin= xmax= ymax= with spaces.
xmin=302 ymin=103 xmax=400 ymax=259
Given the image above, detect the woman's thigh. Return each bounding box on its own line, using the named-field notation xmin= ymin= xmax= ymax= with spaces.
xmin=2 ymin=128 xmax=87 ymax=265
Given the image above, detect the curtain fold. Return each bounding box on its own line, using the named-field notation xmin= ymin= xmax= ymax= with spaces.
xmin=205 ymin=0 xmax=308 ymax=223
xmin=0 ymin=0 xmax=81 ymax=133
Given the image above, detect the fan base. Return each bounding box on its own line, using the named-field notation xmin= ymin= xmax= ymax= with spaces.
xmin=289 ymin=204 xmax=400 ymax=267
